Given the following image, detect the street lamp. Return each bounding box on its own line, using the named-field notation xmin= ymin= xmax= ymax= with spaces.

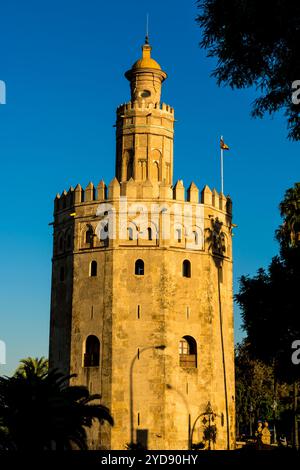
xmin=129 ymin=344 xmax=166 ymax=446
xmin=249 ymin=404 xmax=253 ymax=437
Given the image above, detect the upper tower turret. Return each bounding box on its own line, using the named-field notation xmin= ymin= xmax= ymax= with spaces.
xmin=116 ymin=39 xmax=174 ymax=186
xmin=125 ymin=37 xmax=167 ymax=107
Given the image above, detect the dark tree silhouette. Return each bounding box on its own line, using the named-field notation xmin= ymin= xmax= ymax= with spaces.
xmin=235 ymin=184 xmax=300 ymax=378
xmin=196 ymin=0 xmax=300 ymax=140
xmin=0 ymin=367 xmax=113 ymax=450
xmin=236 ymin=243 xmax=300 ymax=383
xmin=276 ymin=183 xmax=300 ymax=249
xmin=235 ymin=184 xmax=300 ymax=447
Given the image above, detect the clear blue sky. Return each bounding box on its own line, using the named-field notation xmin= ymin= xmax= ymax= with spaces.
xmin=0 ymin=0 xmax=299 ymax=376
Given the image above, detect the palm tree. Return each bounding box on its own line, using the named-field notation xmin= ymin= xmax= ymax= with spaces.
xmin=14 ymin=357 xmax=48 ymax=378
xmin=276 ymin=183 xmax=300 ymax=248
xmin=0 ymin=367 xmax=113 ymax=450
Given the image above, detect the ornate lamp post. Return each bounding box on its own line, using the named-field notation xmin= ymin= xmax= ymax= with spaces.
xmin=189 ymin=401 xmax=224 ymax=450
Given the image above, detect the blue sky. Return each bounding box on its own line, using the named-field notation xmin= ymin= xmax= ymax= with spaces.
xmin=0 ymin=0 xmax=299 ymax=376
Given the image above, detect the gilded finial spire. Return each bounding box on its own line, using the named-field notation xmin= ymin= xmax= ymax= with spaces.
xmin=145 ymin=13 xmax=149 ymax=44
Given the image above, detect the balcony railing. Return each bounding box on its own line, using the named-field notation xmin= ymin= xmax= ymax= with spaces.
xmin=179 ymin=354 xmax=197 ymax=368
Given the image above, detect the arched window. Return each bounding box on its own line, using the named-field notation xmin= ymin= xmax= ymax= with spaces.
xmin=179 ymin=336 xmax=197 ymax=368
xmin=182 ymin=260 xmax=191 ymax=278
xmin=84 ymin=335 xmax=100 ymax=367
xmin=90 ymin=260 xmax=97 ymax=277
xmin=152 ymin=161 xmax=159 ymax=181
xmin=151 ymin=149 xmax=161 ymax=181
xmin=128 ymin=227 xmax=134 ymax=241
xmin=127 ymin=223 xmax=138 ymax=241
xmin=85 ymin=226 xmax=94 ymax=247
xmin=147 ymin=227 xmax=152 ymax=240
xmin=193 ymin=231 xmax=198 ymax=245
xmin=127 ymin=157 xmax=133 ymax=180
xmin=59 ymin=266 xmax=65 ymax=282
xmin=135 ymin=259 xmax=144 ymax=276
xmin=98 ymin=222 xmax=109 ymax=246
xmin=176 ymin=228 xmax=182 ymax=243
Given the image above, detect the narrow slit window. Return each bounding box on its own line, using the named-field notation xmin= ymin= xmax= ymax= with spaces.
xmin=186 ymin=306 xmax=190 ymax=319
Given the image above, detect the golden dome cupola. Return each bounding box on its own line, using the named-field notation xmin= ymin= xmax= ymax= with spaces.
xmin=125 ymin=37 xmax=167 ymax=106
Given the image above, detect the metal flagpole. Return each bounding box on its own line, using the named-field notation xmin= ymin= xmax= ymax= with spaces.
xmin=220 ymin=135 xmax=224 ymax=194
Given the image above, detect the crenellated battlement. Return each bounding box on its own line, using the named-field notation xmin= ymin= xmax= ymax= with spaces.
xmin=54 ymin=179 xmax=232 ymax=215
xmin=117 ymin=100 xmax=174 ymax=115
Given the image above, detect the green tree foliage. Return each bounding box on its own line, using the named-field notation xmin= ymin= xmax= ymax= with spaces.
xmin=236 ymin=342 xmax=273 ymax=427
xmin=14 ymin=357 xmax=48 ymax=378
xmin=235 ymin=256 xmax=300 ymax=380
xmin=235 ymin=342 xmax=293 ymax=439
xmin=196 ymin=1 xmax=300 ymax=140
xmin=0 ymin=367 xmax=113 ymax=450
xmin=235 ymin=184 xmax=300 ymax=443
xmin=276 ymin=183 xmax=300 ymax=249
xmin=235 ymin=184 xmax=300 ymax=382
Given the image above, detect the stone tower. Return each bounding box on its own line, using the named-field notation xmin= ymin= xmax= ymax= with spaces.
xmin=49 ymin=38 xmax=235 ymax=450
